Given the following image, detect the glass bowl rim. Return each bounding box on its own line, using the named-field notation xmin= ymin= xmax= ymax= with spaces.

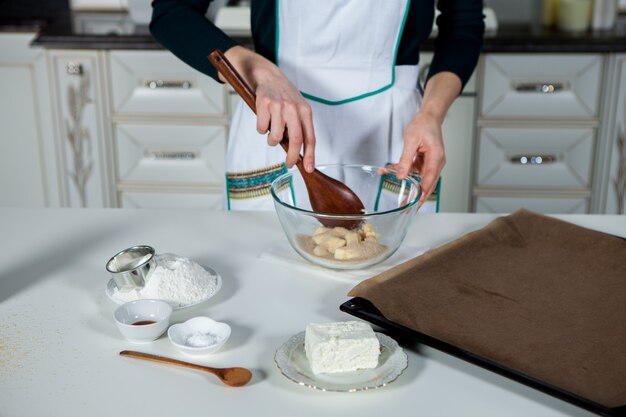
xmin=270 ymin=164 xmax=422 ymax=218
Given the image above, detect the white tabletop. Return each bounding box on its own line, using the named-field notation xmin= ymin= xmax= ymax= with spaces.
xmin=1 ymin=208 xmax=623 ymax=417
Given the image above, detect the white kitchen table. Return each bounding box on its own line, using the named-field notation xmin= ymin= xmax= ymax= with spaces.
xmin=1 ymin=208 xmax=623 ymax=417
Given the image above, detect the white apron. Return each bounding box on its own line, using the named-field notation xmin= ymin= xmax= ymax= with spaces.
xmin=225 ymin=0 xmax=438 ymax=212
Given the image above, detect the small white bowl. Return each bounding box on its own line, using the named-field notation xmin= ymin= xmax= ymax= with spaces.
xmin=114 ymin=299 xmax=172 ymax=343
xmin=167 ymin=316 xmax=231 ymax=355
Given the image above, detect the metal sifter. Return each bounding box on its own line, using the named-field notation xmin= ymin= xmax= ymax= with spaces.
xmin=106 ymin=245 xmax=156 ymax=292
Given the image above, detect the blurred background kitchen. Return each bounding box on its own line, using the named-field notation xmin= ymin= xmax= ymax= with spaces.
xmin=1 ymin=0 xmax=626 ymax=214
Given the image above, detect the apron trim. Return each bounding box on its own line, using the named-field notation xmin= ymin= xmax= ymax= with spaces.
xmin=300 ymin=85 xmax=392 ymax=106
xmin=225 ymin=163 xmax=289 ymax=207
xmin=374 ymin=163 xmax=440 ymax=212
xmin=275 ymin=0 xmax=413 ymax=106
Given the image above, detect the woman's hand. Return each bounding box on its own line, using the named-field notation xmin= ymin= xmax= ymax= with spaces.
xmin=391 ymin=71 xmax=462 ymax=207
xmin=390 ymin=111 xmax=446 ymax=207
xmin=223 ymin=46 xmax=316 ymax=173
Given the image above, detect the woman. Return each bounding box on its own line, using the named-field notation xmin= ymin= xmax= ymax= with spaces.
xmin=150 ymin=0 xmax=484 ymax=210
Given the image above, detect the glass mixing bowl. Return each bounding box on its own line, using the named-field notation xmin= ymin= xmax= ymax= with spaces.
xmin=270 ymin=164 xmax=422 ymax=270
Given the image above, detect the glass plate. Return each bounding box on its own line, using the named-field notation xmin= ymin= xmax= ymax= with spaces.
xmin=105 ymin=265 xmax=222 ymax=311
xmin=274 ymin=331 xmax=407 ymax=392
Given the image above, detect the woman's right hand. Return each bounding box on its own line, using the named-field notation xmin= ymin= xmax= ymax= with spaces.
xmin=223 ymin=46 xmax=316 ymax=173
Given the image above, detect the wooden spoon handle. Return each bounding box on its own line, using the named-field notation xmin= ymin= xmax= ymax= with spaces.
xmin=120 ymin=350 xmax=221 ymax=376
xmin=208 ymin=49 xmax=291 ymax=155
xmin=208 ymin=49 xmax=257 ymax=113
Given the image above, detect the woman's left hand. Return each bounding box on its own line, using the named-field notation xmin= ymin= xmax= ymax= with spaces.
xmin=388 ymin=71 xmax=462 ymax=208
xmin=387 ymin=111 xmax=445 ymax=207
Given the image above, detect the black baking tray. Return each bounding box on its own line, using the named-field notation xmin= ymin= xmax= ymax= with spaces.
xmin=340 ymin=296 xmax=626 ymax=417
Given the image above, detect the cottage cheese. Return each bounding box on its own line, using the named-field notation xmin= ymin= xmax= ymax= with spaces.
xmin=304 ymin=321 xmax=380 ymax=374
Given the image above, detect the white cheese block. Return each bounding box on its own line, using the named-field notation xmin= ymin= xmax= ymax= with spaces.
xmin=304 ymin=321 xmax=380 ymax=374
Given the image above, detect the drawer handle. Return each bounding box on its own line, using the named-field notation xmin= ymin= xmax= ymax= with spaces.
xmin=509 ymin=154 xmax=558 ymax=165
xmin=513 ymin=82 xmax=566 ymax=93
xmin=145 ymin=79 xmax=192 ymax=89
xmin=146 ymin=150 xmax=198 ymax=160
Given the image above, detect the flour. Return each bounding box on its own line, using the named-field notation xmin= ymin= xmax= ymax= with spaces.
xmin=111 ymin=253 xmax=217 ymax=308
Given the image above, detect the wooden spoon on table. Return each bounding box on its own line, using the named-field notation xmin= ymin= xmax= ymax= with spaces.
xmin=208 ymin=49 xmax=364 ymax=229
xmin=120 ymin=350 xmax=252 ymax=387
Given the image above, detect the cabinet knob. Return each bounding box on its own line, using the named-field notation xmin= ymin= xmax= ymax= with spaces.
xmin=66 ymin=62 xmax=83 ymax=75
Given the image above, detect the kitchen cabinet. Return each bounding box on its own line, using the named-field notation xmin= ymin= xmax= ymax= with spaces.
xmin=108 ymin=50 xmax=229 ymax=209
xmin=0 ymin=42 xmax=476 ymax=213
xmin=0 ymin=33 xmax=59 ymax=207
xmin=48 ymin=49 xmax=115 ymax=207
xmin=598 ymin=53 xmax=626 ymax=214
xmin=473 ymin=53 xmax=604 ymax=214
xmin=7 ymin=26 xmax=626 ymax=214
xmin=10 ymin=48 xmax=231 ymax=210
xmin=5 ymin=7 xmax=624 ymax=213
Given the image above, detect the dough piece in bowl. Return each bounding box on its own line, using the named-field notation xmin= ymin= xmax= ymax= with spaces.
xmin=308 ymin=224 xmax=386 ymax=261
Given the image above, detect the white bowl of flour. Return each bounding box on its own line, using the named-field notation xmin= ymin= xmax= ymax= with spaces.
xmin=106 ymin=253 xmax=222 ymax=310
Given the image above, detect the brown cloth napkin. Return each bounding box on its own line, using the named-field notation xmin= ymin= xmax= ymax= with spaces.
xmin=349 ymin=209 xmax=626 ymax=408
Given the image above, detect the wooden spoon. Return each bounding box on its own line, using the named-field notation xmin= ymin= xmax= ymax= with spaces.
xmin=208 ymin=49 xmax=364 ymax=229
xmin=120 ymin=350 xmax=252 ymax=387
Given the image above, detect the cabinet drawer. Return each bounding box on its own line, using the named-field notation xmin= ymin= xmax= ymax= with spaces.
xmin=481 ymin=54 xmax=602 ymax=119
xmin=119 ymin=190 xmax=223 ymax=209
xmin=114 ymin=123 xmax=226 ymax=184
xmin=476 ymin=127 xmax=594 ymax=189
xmin=109 ymin=51 xmax=226 ymax=117
xmin=475 ymin=195 xmax=588 ymax=214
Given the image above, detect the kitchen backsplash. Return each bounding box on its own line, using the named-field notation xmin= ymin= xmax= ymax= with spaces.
xmin=485 ymin=0 xmax=537 ymax=24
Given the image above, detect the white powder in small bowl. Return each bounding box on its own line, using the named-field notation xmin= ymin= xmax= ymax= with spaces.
xmin=111 ymin=253 xmax=217 ymax=308
xmin=186 ymin=332 xmax=219 ymax=347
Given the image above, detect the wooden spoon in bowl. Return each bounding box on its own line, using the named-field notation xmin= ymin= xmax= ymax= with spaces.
xmin=120 ymin=350 xmax=252 ymax=387
xmin=208 ymin=49 xmax=364 ymax=229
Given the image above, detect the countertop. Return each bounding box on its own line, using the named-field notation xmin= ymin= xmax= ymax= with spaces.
xmin=2 ymin=10 xmax=626 ymax=52
xmin=1 ymin=207 xmax=624 ymax=417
